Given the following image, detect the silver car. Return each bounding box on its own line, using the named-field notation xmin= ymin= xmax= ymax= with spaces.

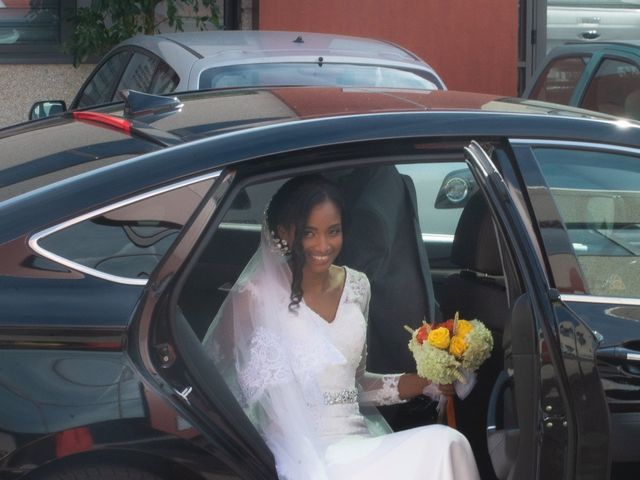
xmin=29 ymin=30 xmax=445 ymax=119
xmin=547 ymin=0 xmax=640 ymax=52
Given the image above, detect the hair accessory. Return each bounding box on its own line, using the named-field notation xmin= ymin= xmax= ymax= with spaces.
xmin=270 ymin=230 xmax=291 ymax=255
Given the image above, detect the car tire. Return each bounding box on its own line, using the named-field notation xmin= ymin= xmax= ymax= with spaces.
xmin=32 ymin=464 xmax=165 ymax=480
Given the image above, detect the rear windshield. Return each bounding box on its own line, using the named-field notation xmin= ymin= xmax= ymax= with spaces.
xmin=0 ymin=120 xmax=159 ymax=203
xmin=199 ymin=62 xmax=442 ymax=91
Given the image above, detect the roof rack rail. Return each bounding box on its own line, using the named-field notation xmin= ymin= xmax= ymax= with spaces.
xmin=119 ymin=89 xmax=184 ymax=119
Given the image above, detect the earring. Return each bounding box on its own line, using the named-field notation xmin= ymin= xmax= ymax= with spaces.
xmin=270 ymin=230 xmax=291 ymax=255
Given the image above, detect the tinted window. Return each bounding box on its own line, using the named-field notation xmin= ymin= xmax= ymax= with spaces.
xmin=116 ymin=52 xmax=160 ymax=95
xmin=76 ymin=51 xmax=130 ymax=108
xmin=149 ymin=62 xmax=180 ymax=94
xmin=530 ymin=56 xmax=588 ymax=105
xmin=535 ymin=147 xmax=640 ymax=298
xmin=37 ymin=176 xmax=215 ymax=281
xmin=581 ymin=58 xmax=640 ymax=118
xmin=199 ymin=63 xmax=441 ymax=90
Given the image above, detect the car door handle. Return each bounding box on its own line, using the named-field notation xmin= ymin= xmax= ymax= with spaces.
xmin=580 ymin=30 xmax=600 ymax=40
xmin=597 ymin=346 xmax=640 ymax=362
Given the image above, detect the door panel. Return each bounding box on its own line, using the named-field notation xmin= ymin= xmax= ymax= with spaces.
xmin=466 ymin=140 xmax=610 ymax=479
xmin=514 ymin=140 xmax=640 ymax=463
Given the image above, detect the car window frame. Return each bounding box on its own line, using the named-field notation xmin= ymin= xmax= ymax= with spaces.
xmin=70 ymin=46 xmax=181 ymax=110
xmin=576 ymin=50 xmax=640 ymax=112
xmin=528 ymin=53 xmax=593 ymax=106
xmin=28 ymin=171 xmax=221 ymax=286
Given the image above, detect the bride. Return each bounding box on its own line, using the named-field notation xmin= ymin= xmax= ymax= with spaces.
xmin=204 ymin=174 xmax=480 ymax=479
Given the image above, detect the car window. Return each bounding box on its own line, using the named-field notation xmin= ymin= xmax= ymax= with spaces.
xmin=75 ymin=51 xmax=130 ymax=108
xmin=581 ymin=57 xmax=640 ymax=119
xmin=534 ymin=147 xmax=640 ymax=298
xmin=35 ymin=176 xmax=215 ymax=283
xmin=181 ymin=160 xmax=476 ymax=340
xmin=199 ymin=63 xmax=441 ymax=90
xmin=397 ymin=162 xmax=474 ymax=236
xmin=149 ymin=61 xmax=180 ymax=95
xmin=529 ymin=55 xmax=589 ymax=105
xmin=115 ymin=52 xmax=160 ymax=97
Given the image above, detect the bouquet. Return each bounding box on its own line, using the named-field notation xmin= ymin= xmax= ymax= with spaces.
xmin=404 ymin=311 xmax=493 ymax=386
xmin=405 ymin=312 xmax=493 ymax=428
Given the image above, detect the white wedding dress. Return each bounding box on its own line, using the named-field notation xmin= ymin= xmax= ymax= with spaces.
xmin=210 ymin=264 xmax=481 ymax=480
xmin=300 ymin=267 xmax=480 ymax=479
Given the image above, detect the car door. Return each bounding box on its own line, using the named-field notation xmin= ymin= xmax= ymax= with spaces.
xmin=508 ymin=138 xmax=640 ymax=471
xmin=465 ymin=141 xmax=611 ymax=479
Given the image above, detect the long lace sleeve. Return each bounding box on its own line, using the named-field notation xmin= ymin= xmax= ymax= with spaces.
xmin=356 ymin=341 xmax=408 ymax=406
xmin=350 ymin=270 xmax=408 ymax=406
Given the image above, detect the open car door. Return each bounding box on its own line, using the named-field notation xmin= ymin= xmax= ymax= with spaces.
xmin=463 ymin=141 xmax=610 ymax=480
xmin=126 ymin=169 xmax=277 ymax=479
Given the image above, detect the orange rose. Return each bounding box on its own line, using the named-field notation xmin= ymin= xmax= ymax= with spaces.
xmin=416 ymin=324 xmax=430 ymax=344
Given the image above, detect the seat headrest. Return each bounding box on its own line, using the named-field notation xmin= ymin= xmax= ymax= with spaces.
xmin=450 ymin=192 xmax=502 ymax=275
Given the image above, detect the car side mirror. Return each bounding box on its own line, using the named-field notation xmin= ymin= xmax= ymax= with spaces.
xmin=29 ymin=100 xmax=67 ymax=120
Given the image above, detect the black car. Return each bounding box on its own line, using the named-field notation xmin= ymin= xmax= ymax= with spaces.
xmin=1 ymin=86 xmax=639 ymax=480
xmin=524 ymin=41 xmax=640 ymax=120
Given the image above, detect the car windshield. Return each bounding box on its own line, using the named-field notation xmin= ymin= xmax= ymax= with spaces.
xmin=198 ymin=62 xmax=441 ymax=90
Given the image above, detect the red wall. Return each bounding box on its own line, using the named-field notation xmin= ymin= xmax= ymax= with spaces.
xmin=258 ymin=0 xmax=518 ymax=96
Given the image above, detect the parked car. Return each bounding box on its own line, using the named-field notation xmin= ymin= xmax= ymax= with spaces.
xmin=28 ymin=30 xmax=445 ymax=121
xmin=547 ymin=0 xmax=640 ymax=52
xmin=3 ymin=85 xmax=640 ymax=479
xmin=524 ymin=40 xmax=640 ymax=120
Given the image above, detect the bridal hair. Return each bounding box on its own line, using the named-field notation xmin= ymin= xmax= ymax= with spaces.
xmin=265 ymin=174 xmax=346 ymax=309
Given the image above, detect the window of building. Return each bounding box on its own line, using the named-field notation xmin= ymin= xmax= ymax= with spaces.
xmin=0 ymin=0 xmax=76 ymax=63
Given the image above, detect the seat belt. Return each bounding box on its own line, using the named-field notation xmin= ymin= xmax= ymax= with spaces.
xmin=401 ymin=174 xmax=441 ymax=323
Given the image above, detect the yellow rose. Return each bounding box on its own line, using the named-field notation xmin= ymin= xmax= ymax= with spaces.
xmin=449 ymin=335 xmax=467 ymax=358
xmin=455 ymin=319 xmax=474 ymax=338
xmin=427 ymin=327 xmax=450 ymax=349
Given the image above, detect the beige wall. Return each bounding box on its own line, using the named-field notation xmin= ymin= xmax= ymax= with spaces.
xmin=0 ymin=64 xmax=95 ymax=129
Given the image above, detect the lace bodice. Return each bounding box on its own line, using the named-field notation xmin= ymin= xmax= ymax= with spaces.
xmin=308 ymin=267 xmax=405 ymax=407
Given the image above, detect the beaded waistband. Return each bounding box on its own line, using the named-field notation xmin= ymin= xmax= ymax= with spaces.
xmin=322 ymin=388 xmax=358 ymax=405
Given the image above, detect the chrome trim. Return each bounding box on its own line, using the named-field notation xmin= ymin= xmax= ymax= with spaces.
xmin=627 ymin=353 xmax=640 ymax=362
xmin=561 ymin=294 xmax=640 ymax=306
xmin=421 ymin=233 xmax=454 ymax=243
xmin=29 ymin=171 xmax=222 ymax=286
xmin=218 ymin=222 xmax=262 ymax=232
xmin=510 ymin=139 xmax=640 ymax=156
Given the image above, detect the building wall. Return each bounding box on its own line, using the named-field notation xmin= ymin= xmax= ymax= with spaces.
xmin=257 ymin=0 xmax=518 ymax=96
xmin=0 ymin=0 xmax=255 ymax=129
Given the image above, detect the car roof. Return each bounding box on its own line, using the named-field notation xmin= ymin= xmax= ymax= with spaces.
xmin=122 ymin=30 xmax=425 ymax=65
xmin=4 ymin=86 xmax=640 ymax=240
xmin=109 ymin=87 xmax=624 ymax=138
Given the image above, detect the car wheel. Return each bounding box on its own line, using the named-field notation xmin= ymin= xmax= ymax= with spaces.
xmin=32 ymin=464 xmax=165 ymax=480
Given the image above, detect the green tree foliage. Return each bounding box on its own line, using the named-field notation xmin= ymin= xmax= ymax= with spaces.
xmin=65 ymin=0 xmax=220 ymax=65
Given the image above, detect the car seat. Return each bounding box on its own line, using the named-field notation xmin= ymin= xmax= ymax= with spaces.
xmin=439 ymin=191 xmax=509 ymax=480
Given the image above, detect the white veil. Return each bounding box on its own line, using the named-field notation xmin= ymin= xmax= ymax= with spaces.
xmin=202 ymin=223 xmax=348 ymax=479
